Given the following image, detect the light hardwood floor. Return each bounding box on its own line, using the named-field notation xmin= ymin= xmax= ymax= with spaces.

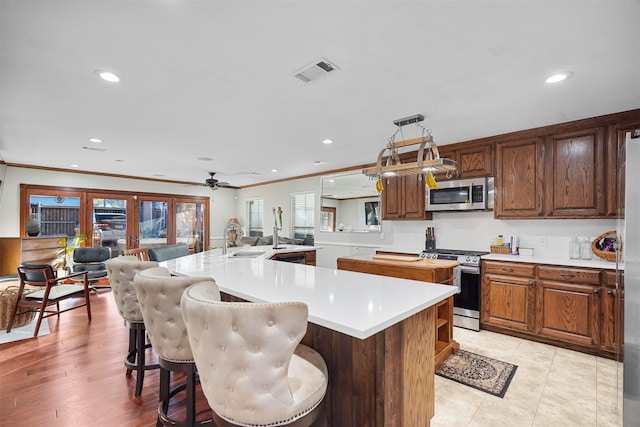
xmin=0 ymin=290 xmax=624 ymax=426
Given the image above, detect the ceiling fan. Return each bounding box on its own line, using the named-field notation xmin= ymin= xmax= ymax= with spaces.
xmin=204 ymin=172 xmax=231 ymax=190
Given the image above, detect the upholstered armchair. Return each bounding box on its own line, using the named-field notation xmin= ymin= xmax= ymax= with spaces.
xmin=133 ymin=267 xmax=219 ymax=426
xmin=181 ymin=282 xmax=328 ymax=427
xmin=106 ymin=256 xmax=159 ymax=397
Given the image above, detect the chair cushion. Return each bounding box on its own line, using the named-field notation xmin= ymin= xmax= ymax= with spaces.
xmin=180 ymin=289 xmax=328 ymax=426
xmin=148 ymin=244 xmax=190 ymax=262
xmin=133 ymin=267 xmax=218 ymax=362
xmin=73 ymin=247 xmax=111 ymax=263
xmin=26 ymin=284 xmax=85 ymax=300
xmin=106 ymin=256 xmax=158 ymax=322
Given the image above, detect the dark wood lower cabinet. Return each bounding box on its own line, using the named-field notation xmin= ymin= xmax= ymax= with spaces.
xmin=482 ymin=260 xmax=623 ymax=359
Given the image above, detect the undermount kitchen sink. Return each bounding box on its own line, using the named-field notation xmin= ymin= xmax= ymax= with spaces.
xmin=229 ymin=251 xmax=265 ymax=258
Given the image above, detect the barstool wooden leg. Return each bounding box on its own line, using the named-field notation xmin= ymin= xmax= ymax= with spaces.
xmin=134 ymin=323 xmax=146 ymax=397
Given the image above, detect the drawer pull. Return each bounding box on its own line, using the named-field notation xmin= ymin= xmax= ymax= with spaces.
xmin=593 ymin=288 xmax=600 ymax=294
xmin=502 ymin=267 xmax=514 ymax=272
xmin=560 ymin=273 xmax=575 ymax=278
xmin=607 ymin=289 xmax=614 ymax=296
xmin=528 ymin=280 xmax=534 ymax=286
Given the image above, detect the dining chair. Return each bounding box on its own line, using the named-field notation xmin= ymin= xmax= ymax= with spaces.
xmin=181 ymin=282 xmax=328 ymax=427
xmin=106 ymin=256 xmax=159 ymax=397
xmin=6 ymin=264 xmax=91 ymax=337
xmin=120 ymin=247 xmax=150 ymax=261
xmin=133 ymin=267 xmax=218 ymax=427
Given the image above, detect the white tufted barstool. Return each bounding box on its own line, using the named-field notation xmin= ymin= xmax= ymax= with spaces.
xmin=181 ymin=282 xmax=329 ymax=427
xmin=133 ymin=267 xmax=219 ymax=427
xmin=106 ymin=256 xmax=160 ymax=397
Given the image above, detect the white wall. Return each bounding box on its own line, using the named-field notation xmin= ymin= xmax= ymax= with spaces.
xmin=1 ymin=164 xmax=618 ymax=267
xmin=0 ymin=165 xmax=238 ymax=249
xmin=238 ymin=174 xmax=618 ymax=267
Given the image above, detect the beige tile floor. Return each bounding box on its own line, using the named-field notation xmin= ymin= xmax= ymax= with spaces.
xmin=432 ymin=327 xmax=624 ymax=427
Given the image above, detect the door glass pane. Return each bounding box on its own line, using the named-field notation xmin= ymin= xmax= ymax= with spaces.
xmin=92 ymin=198 xmax=127 ymax=252
xmin=139 ymin=200 xmax=168 ymax=248
xmin=29 ymin=195 xmax=80 ymax=239
xmin=176 ymin=202 xmax=204 ymax=253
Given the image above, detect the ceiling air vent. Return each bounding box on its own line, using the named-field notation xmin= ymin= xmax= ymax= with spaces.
xmin=293 ymin=57 xmax=339 ymax=83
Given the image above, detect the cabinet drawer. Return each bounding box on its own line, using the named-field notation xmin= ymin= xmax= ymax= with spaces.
xmin=538 ymin=266 xmax=601 ymax=284
xmin=603 ymin=270 xmax=624 ymax=288
xmin=21 ymin=236 xmax=67 ymax=250
xmin=483 ymin=261 xmax=535 ymax=277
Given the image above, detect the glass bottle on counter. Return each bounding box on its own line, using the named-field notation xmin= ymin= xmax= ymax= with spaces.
xmin=569 ymin=237 xmax=581 ymax=259
xmin=580 ymin=237 xmax=593 ymax=260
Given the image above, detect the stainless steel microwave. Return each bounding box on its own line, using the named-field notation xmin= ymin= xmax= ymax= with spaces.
xmin=426 ymin=177 xmax=494 ymax=212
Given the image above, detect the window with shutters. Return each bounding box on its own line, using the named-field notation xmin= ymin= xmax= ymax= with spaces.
xmin=290 ymin=192 xmax=315 ymax=240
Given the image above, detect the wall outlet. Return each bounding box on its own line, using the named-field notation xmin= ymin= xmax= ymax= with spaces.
xmin=539 ymin=236 xmax=548 ymax=247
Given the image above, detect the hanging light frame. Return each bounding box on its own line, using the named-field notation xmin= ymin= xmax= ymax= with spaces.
xmin=362 ymin=114 xmax=458 ymax=179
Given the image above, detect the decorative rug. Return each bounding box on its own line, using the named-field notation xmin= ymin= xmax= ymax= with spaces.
xmin=436 ymin=349 xmax=517 ymax=398
xmin=0 ymin=318 xmax=50 ymax=345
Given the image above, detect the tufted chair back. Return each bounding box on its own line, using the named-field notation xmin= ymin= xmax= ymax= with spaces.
xmin=133 ymin=267 xmax=219 ymax=363
xmin=106 ymin=256 xmax=159 ymax=323
xmin=181 ymin=282 xmax=328 ymax=427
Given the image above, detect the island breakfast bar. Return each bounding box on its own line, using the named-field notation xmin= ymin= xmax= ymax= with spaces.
xmin=162 ymin=247 xmax=457 ymax=426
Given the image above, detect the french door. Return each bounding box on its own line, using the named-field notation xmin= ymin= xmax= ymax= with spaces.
xmin=22 ymin=185 xmax=210 ymax=254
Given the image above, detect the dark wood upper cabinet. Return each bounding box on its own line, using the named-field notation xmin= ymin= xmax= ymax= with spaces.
xmin=494 ymin=137 xmax=545 ymax=218
xmin=544 ymin=127 xmax=605 ymax=218
xmin=381 ymin=174 xmax=430 ymax=220
xmin=436 ymin=141 xmax=493 ymax=180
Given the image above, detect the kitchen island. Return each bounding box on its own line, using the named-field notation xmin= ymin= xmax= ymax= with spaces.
xmin=337 ymin=254 xmax=460 ymax=369
xmin=162 ymin=246 xmax=457 ymax=426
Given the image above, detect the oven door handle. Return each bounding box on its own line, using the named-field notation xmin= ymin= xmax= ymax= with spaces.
xmin=453 ymin=265 xmax=479 ymax=294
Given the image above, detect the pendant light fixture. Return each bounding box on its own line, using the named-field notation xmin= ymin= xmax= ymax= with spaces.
xmin=362 ymin=114 xmax=458 ymax=180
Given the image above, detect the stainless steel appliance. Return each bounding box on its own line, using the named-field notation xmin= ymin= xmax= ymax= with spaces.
xmin=620 ymin=129 xmax=640 ymax=422
xmin=421 ymin=248 xmax=488 ymax=331
xmin=426 ymin=177 xmax=494 ymax=212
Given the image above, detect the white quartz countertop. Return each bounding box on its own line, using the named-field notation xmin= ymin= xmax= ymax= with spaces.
xmin=482 ymin=253 xmax=622 ymax=270
xmin=161 ymin=247 xmax=457 ymax=340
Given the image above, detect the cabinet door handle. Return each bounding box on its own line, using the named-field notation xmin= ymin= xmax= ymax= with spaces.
xmin=593 ymin=288 xmax=600 ymax=294
xmin=560 ymin=273 xmax=575 ymax=278
xmin=502 ymin=267 xmax=514 ymax=272
xmin=528 ymin=280 xmax=534 ymax=286
xmin=607 ymin=289 xmax=615 ymax=296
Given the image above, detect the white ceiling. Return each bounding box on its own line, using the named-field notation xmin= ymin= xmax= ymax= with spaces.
xmin=1 ymin=1 xmax=639 ymax=187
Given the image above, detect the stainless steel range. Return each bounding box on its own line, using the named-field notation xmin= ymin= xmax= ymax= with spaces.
xmin=420 ymin=249 xmax=488 ymax=331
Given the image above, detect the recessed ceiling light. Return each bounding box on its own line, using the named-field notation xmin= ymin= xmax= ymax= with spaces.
xmin=271 ymin=169 xmax=278 ymax=173
xmin=89 ymin=137 xmax=103 ymax=143
xmin=322 ymin=139 xmax=334 ymax=144
xmin=70 ymin=164 xmax=80 ymax=168
xmin=545 ymin=71 xmax=573 ymax=84
xmin=95 ymin=70 xmax=121 ymax=83
xmin=314 ymin=161 xmax=324 ymax=165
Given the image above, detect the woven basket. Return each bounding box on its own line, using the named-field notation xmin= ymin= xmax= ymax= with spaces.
xmin=490 ymin=245 xmax=511 ymax=254
xmin=591 ymin=230 xmax=619 ymax=262
xmin=0 ymin=286 xmax=35 ymax=330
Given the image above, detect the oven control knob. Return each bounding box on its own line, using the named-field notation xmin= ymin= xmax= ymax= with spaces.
xmin=465 ymin=256 xmax=471 ymax=262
